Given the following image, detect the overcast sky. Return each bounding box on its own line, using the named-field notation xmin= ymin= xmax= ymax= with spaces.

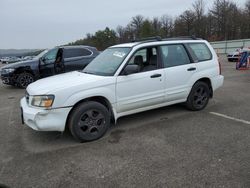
xmin=0 ymin=0 xmax=247 ymax=49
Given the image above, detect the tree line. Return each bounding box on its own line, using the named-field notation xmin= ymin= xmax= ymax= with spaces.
xmin=69 ymin=0 xmax=250 ymax=50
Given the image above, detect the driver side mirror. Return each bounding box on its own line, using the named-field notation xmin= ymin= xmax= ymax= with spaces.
xmin=40 ymin=57 xmax=50 ymax=64
xmin=122 ymin=64 xmax=140 ymax=75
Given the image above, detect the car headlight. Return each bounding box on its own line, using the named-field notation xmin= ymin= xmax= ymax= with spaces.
xmin=31 ymin=95 xmax=55 ymax=108
xmin=2 ymin=68 xmax=15 ymax=74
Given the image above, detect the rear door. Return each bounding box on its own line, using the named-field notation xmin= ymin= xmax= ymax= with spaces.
xmin=186 ymin=43 xmax=214 ymax=75
xmin=160 ymin=44 xmax=197 ymax=102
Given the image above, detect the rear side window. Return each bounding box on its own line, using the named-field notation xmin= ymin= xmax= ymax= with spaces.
xmin=188 ymin=43 xmax=212 ymax=62
xmin=64 ymin=48 xmax=92 ymax=58
xmin=160 ymin=44 xmax=190 ymax=68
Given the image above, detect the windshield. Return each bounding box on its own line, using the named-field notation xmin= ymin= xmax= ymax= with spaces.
xmin=83 ymin=47 xmax=131 ymax=76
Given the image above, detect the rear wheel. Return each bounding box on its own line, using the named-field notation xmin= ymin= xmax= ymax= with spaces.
xmin=186 ymin=81 xmax=210 ymax=111
xmin=17 ymin=72 xmax=34 ymax=88
xmin=69 ymin=101 xmax=110 ymax=142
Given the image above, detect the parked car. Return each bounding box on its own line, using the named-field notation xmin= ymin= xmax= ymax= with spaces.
xmin=0 ymin=57 xmax=21 ymax=64
xmin=21 ymin=37 xmax=224 ymax=142
xmin=227 ymin=48 xmax=250 ymax=62
xmin=0 ymin=57 xmax=10 ymax=64
xmin=1 ymin=46 xmax=99 ymax=88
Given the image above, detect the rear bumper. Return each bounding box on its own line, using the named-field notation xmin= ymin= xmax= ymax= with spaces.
xmin=20 ymin=97 xmax=72 ymax=132
xmin=211 ymin=75 xmax=224 ymax=91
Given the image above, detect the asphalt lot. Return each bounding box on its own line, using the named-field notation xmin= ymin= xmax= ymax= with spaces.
xmin=0 ymin=57 xmax=250 ymax=188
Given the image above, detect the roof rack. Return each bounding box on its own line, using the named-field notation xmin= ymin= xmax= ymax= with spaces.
xmin=132 ymin=35 xmax=202 ymax=44
xmin=132 ymin=36 xmax=162 ymax=43
xmin=163 ymin=36 xmax=202 ymax=41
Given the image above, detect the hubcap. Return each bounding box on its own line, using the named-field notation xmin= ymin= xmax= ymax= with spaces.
xmin=193 ymin=86 xmax=208 ymax=108
xmin=78 ymin=110 xmax=105 ymax=135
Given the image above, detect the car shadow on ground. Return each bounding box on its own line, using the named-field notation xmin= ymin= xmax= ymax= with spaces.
xmin=21 ymin=103 xmax=189 ymax=152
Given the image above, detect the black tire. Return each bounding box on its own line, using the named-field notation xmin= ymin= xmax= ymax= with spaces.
xmin=186 ymin=81 xmax=210 ymax=111
xmin=69 ymin=101 xmax=110 ymax=142
xmin=17 ymin=72 xmax=34 ymax=88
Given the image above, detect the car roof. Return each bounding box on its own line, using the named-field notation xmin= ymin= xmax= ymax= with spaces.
xmin=61 ymin=45 xmax=97 ymax=50
xmin=110 ymin=39 xmax=207 ymax=49
xmin=111 ymin=42 xmax=140 ymax=48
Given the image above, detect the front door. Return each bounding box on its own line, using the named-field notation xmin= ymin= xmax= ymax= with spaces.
xmin=39 ymin=48 xmax=58 ymax=78
xmin=116 ymin=46 xmax=166 ymax=113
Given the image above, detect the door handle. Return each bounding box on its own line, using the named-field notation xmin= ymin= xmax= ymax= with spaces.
xmin=150 ymin=74 xmax=162 ymax=78
xmin=187 ymin=67 xmax=196 ymax=71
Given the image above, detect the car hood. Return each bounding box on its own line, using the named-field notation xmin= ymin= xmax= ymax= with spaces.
xmin=228 ymin=52 xmax=239 ymax=56
xmin=27 ymin=71 xmax=113 ymax=95
xmin=1 ymin=59 xmax=38 ymax=69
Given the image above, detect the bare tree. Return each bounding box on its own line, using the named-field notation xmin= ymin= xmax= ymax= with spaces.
xmin=245 ymin=0 xmax=250 ymax=38
xmin=160 ymin=15 xmax=174 ymax=37
xmin=192 ymin=0 xmax=206 ymax=37
xmin=177 ymin=10 xmax=196 ymax=35
xmin=69 ymin=0 xmax=250 ymax=48
xmin=130 ymin=15 xmax=144 ymax=38
xmin=152 ymin=17 xmax=162 ymax=36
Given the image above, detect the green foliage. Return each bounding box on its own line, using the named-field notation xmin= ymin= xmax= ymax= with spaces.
xmin=69 ymin=27 xmax=118 ymax=51
xmin=69 ymin=0 xmax=250 ymax=50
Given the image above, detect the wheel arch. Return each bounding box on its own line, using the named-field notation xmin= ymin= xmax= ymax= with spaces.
xmin=15 ymin=66 xmax=35 ymax=76
xmin=193 ymin=77 xmax=213 ymax=98
xmin=65 ymin=96 xmax=115 ymax=130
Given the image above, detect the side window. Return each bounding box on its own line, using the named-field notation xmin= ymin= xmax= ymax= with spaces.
xmin=188 ymin=43 xmax=212 ymax=62
xmin=128 ymin=49 xmax=147 ymax=64
xmin=81 ymin=49 xmax=92 ymax=56
xmin=43 ymin=48 xmax=58 ymax=62
xmin=64 ymin=48 xmax=92 ymax=59
xmin=128 ymin=47 xmax=159 ymax=72
xmin=160 ymin=44 xmax=190 ymax=68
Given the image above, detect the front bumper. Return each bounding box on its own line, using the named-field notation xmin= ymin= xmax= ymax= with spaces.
xmin=227 ymin=56 xmax=239 ymax=62
xmin=1 ymin=73 xmax=15 ymax=85
xmin=20 ymin=97 xmax=72 ymax=132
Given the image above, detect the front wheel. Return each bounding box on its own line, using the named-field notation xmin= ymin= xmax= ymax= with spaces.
xmin=17 ymin=72 xmax=34 ymax=88
xmin=69 ymin=101 xmax=110 ymax=142
xmin=186 ymin=81 xmax=210 ymax=111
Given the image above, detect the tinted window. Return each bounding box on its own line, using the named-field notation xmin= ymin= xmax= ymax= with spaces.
xmin=64 ymin=48 xmax=92 ymax=58
xmin=160 ymin=44 xmax=190 ymax=67
xmin=188 ymin=43 xmax=212 ymax=62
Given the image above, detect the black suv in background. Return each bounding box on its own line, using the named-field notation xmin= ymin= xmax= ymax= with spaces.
xmin=0 ymin=46 xmax=99 ymax=88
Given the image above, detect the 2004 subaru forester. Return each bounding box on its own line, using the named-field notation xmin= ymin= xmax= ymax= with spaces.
xmin=20 ymin=37 xmax=224 ymax=142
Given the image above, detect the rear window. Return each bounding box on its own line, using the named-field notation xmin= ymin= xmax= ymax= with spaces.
xmin=188 ymin=43 xmax=212 ymax=62
xmin=64 ymin=48 xmax=92 ymax=58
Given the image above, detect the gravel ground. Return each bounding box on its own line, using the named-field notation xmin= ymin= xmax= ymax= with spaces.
xmin=0 ymin=57 xmax=250 ymax=188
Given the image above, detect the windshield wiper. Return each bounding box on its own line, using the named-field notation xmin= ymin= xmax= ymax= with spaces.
xmin=82 ymin=71 xmax=96 ymax=75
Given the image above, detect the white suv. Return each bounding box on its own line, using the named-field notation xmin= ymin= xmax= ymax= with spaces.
xmin=20 ymin=37 xmax=224 ymax=142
